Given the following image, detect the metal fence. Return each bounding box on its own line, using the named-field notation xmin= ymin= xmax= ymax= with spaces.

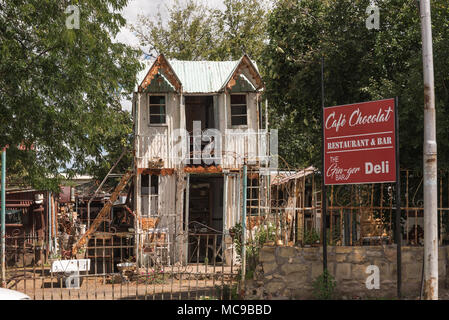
xmin=242 ymin=168 xmax=449 ymax=248
xmin=3 ymin=234 xmax=240 ymax=300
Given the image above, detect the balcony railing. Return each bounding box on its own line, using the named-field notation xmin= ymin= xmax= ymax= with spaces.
xmin=135 ymin=129 xmax=273 ymax=169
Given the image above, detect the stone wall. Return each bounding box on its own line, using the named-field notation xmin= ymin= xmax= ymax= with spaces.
xmin=245 ymin=245 xmax=449 ymax=299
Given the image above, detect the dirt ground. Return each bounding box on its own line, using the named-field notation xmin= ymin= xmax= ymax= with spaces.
xmin=6 ymin=265 xmax=239 ymax=300
xmin=7 ymin=265 xmax=449 ymax=300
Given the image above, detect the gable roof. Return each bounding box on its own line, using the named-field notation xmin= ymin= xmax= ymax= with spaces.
xmin=137 ymin=54 xmax=264 ymax=94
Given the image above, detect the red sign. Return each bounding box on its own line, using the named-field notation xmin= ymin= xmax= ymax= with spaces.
xmin=324 ymin=98 xmax=396 ymax=185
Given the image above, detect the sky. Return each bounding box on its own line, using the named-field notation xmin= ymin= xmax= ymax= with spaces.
xmin=116 ymin=0 xmax=226 ymax=50
xmin=116 ymin=0 xmax=226 ymax=110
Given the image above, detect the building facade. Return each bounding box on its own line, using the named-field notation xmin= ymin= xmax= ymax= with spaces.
xmin=132 ymin=54 xmax=273 ymax=266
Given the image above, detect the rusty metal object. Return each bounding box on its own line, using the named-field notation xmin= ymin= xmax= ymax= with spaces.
xmin=137 ymin=168 xmax=175 ymax=176
xmin=226 ymin=55 xmax=264 ymax=92
xmin=139 ymin=54 xmax=182 ymax=92
xmin=71 ymin=171 xmax=133 ymax=256
xmin=183 ymin=165 xmax=222 ymax=174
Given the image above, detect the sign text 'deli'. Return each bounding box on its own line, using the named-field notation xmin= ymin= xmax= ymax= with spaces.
xmin=324 ymin=98 xmax=396 ymax=185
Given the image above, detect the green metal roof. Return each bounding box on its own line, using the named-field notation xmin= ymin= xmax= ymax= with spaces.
xmin=136 ymin=57 xmax=260 ymax=94
xmin=170 ymin=60 xmax=239 ymax=93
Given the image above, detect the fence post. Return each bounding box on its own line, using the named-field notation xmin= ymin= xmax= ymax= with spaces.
xmin=395 ymin=97 xmax=402 ymax=299
xmin=1 ymin=148 xmax=5 ymax=288
xmin=241 ymin=163 xmax=247 ymax=289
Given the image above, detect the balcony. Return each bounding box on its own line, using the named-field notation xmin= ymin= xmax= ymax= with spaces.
xmin=135 ymin=129 xmax=273 ymax=170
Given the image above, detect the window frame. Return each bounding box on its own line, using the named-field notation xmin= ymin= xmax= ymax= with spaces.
xmin=5 ymin=208 xmax=24 ymax=226
xmin=148 ymin=94 xmax=167 ymax=126
xmin=230 ymin=94 xmax=248 ymax=128
xmin=140 ymin=174 xmax=160 ymax=217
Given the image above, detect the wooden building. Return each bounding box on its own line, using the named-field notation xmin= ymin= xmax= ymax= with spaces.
xmin=132 ymin=54 xmax=272 ymax=265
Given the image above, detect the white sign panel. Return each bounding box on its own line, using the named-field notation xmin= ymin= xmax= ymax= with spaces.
xmin=51 ymin=259 xmax=91 ymax=273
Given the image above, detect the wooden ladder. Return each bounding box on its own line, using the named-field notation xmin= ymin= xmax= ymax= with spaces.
xmin=71 ymin=170 xmax=134 ymax=256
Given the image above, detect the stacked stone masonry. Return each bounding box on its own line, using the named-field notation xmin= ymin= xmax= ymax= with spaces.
xmin=245 ymin=245 xmax=449 ymax=299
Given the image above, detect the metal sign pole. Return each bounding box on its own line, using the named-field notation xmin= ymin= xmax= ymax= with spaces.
xmin=321 ymin=56 xmax=328 ymax=273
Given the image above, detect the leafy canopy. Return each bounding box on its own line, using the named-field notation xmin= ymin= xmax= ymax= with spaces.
xmin=264 ymin=0 xmax=449 ymax=170
xmin=131 ymin=0 xmax=269 ymax=63
xmin=0 ymin=0 xmax=142 ymax=190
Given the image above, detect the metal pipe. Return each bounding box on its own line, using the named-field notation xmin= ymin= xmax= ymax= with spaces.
xmin=185 ymin=173 xmax=190 ymax=265
xmin=420 ymin=0 xmax=438 ymax=300
xmin=87 ymin=148 xmax=127 ymax=229
xmin=394 ymin=97 xmax=402 ymax=299
xmin=134 ymin=92 xmax=140 ymax=268
xmin=53 ymin=196 xmax=57 ymax=253
xmin=1 ymin=148 xmax=6 ymax=287
xmin=321 ymin=56 xmax=328 ymax=273
xmin=265 ymin=98 xmax=268 ymax=132
xmin=241 ymin=164 xmax=247 ymax=285
xmin=48 ymin=191 xmax=52 ymax=254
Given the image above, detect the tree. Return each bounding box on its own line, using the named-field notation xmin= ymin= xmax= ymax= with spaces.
xmin=131 ymin=0 xmax=269 ymax=63
xmin=210 ymin=0 xmax=269 ymax=62
xmin=264 ymin=0 xmax=449 ymax=170
xmin=0 ymin=0 xmax=142 ymax=190
xmin=131 ymin=0 xmax=216 ymax=61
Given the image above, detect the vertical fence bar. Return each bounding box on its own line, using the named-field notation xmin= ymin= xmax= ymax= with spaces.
xmin=241 ymin=163 xmax=247 ymax=287
xmin=440 ymin=172 xmax=443 ymax=246
xmin=394 ymin=96 xmax=402 ymax=299
xmin=0 ymin=148 xmax=5 ymax=288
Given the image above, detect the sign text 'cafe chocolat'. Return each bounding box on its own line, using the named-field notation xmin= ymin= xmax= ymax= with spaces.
xmin=323 ymin=98 xmax=397 ymax=185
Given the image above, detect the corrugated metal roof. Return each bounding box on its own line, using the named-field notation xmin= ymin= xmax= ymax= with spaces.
xmin=136 ymin=57 xmax=260 ymax=94
xmin=169 ymin=60 xmax=239 ymax=93
xmin=271 ymin=166 xmax=317 ymax=185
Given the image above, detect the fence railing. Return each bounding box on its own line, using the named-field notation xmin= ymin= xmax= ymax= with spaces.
xmin=242 ymin=168 xmax=449 ymax=247
xmin=135 ymin=130 xmax=271 ymax=169
xmin=2 ymin=234 xmax=240 ymax=300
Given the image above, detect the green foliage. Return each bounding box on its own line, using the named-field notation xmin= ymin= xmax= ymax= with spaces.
xmin=215 ymin=284 xmax=241 ymax=300
xmin=312 ymin=269 xmax=336 ymax=300
xmin=131 ymin=0 xmax=269 ymax=63
xmin=0 ymin=0 xmax=142 ymax=190
xmin=264 ymin=0 xmax=449 ymax=170
xmin=304 ymin=229 xmax=320 ymax=245
xmin=230 ymin=222 xmax=276 ymax=275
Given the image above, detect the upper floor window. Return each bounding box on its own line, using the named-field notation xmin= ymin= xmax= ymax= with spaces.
xmin=149 ymin=95 xmax=166 ymax=124
xmin=231 ymin=94 xmax=247 ymax=126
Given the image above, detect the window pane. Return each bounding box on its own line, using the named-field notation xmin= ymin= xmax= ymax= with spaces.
xmin=231 ymin=95 xmax=246 ymax=104
xmin=150 ymin=175 xmax=159 ymax=195
xmin=150 ymin=96 xmax=165 ymax=105
xmin=150 ymin=115 xmax=166 ymax=124
xmin=150 ymin=105 xmax=165 ymax=114
xmin=231 ymin=115 xmax=247 ymax=126
xmin=231 ymin=105 xmax=247 ymax=116
xmin=6 ymin=209 xmax=22 ymax=224
xmin=141 ymin=174 xmax=149 ymax=195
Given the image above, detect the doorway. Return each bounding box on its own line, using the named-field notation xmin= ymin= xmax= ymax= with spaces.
xmin=185 ymin=174 xmax=224 ymax=263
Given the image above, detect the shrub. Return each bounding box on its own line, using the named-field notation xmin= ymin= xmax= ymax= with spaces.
xmin=312 ymin=269 xmax=336 ymax=300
